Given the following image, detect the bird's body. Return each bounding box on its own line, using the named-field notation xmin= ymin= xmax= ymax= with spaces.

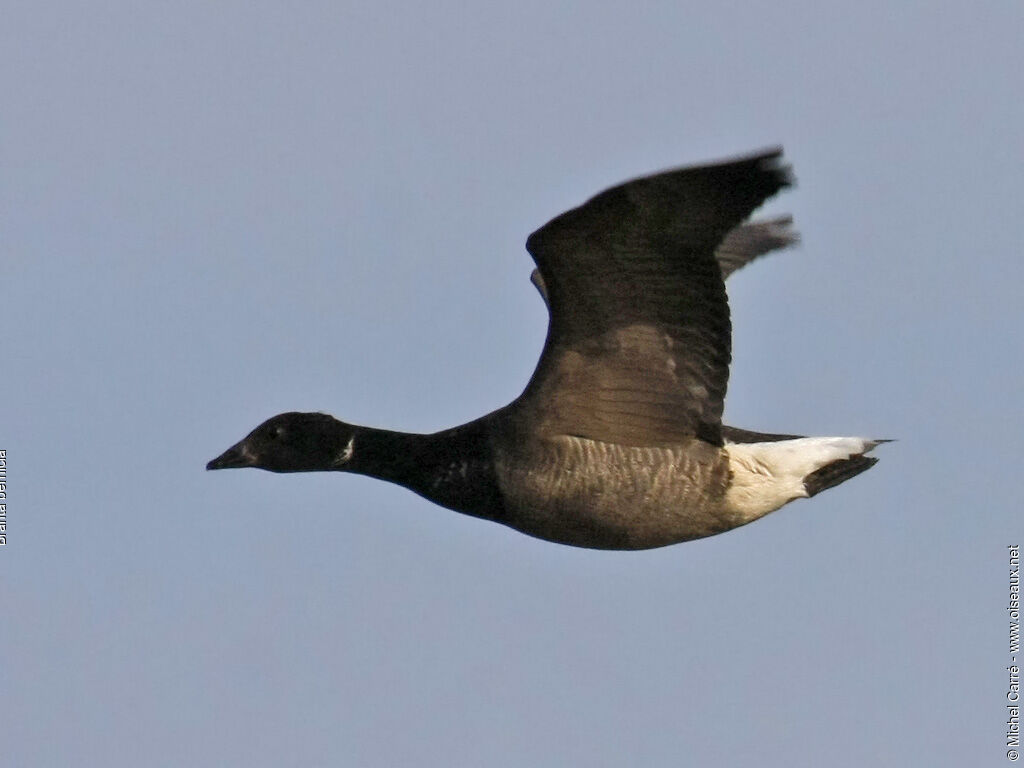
xmin=491 ymin=419 xmax=732 ymax=549
xmin=208 ymin=148 xmax=885 ymax=550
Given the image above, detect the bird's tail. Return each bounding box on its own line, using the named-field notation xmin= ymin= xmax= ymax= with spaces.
xmin=802 ymin=449 xmax=883 ymax=497
xmin=724 ymin=436 xmax=888 ymax=522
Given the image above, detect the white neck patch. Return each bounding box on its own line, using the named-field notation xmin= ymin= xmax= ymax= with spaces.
xmin=335 ymin=435 xmax=355 ymax=466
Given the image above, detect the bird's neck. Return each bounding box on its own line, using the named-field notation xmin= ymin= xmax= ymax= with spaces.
xmin=343 ymin=425 xmax=434 ymax=486
xmin=343 ymin=421 xmax=506 ymax=523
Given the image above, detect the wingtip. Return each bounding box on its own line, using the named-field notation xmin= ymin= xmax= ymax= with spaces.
xmin=757 ymin=148 xmax=795 ymax=189
xmin=755 ymin=144 xmax=784 ymax=160
xmin=770 ymin=216 xmax=800 ymax=248
xmin=717 ymin=145 xmax=795 ymax=194
xmin=748 ymin=215 xmax=800 ymax=248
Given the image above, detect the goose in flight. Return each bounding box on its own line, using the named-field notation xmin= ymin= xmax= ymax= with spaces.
xmin=208 ymin=148 xmax=885 ymax=550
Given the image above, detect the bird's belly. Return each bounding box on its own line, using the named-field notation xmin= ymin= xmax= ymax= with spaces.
xmin=494 ymin=436 xmax=733 ymax=550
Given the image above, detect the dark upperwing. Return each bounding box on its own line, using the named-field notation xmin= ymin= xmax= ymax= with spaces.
xmin=517 ymin=148 xmax=793 ymax=447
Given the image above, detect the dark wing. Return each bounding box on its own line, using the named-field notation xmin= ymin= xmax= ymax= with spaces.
xmin=528 ymin=214 xmax=798 ymax=306
xmin=518 ymin=148 xmax=792 ymax=447
xmin=720 ymin=425 xmax=803 ymax=443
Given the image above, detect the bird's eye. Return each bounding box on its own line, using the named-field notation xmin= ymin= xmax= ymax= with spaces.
xmin=270 ymin=426 xmax=285 ymax=440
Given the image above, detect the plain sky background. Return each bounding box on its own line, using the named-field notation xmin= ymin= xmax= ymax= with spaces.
xmin=3 ymin=2 xmax=1022 ymax=765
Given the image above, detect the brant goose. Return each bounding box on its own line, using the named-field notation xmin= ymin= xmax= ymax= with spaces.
xmin=208 ymin=148 xmax=885 ymax=549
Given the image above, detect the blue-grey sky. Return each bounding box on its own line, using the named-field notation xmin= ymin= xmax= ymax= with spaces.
xmin=4 ymin=2 xmax=1021 ymax=765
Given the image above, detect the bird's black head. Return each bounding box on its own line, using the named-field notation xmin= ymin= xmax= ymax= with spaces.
xmin=206 ymin=412 xmax=355 ymax=473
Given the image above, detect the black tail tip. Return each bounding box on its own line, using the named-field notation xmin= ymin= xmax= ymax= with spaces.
xmin=803 ymin=455 xmax=880 ymax=498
